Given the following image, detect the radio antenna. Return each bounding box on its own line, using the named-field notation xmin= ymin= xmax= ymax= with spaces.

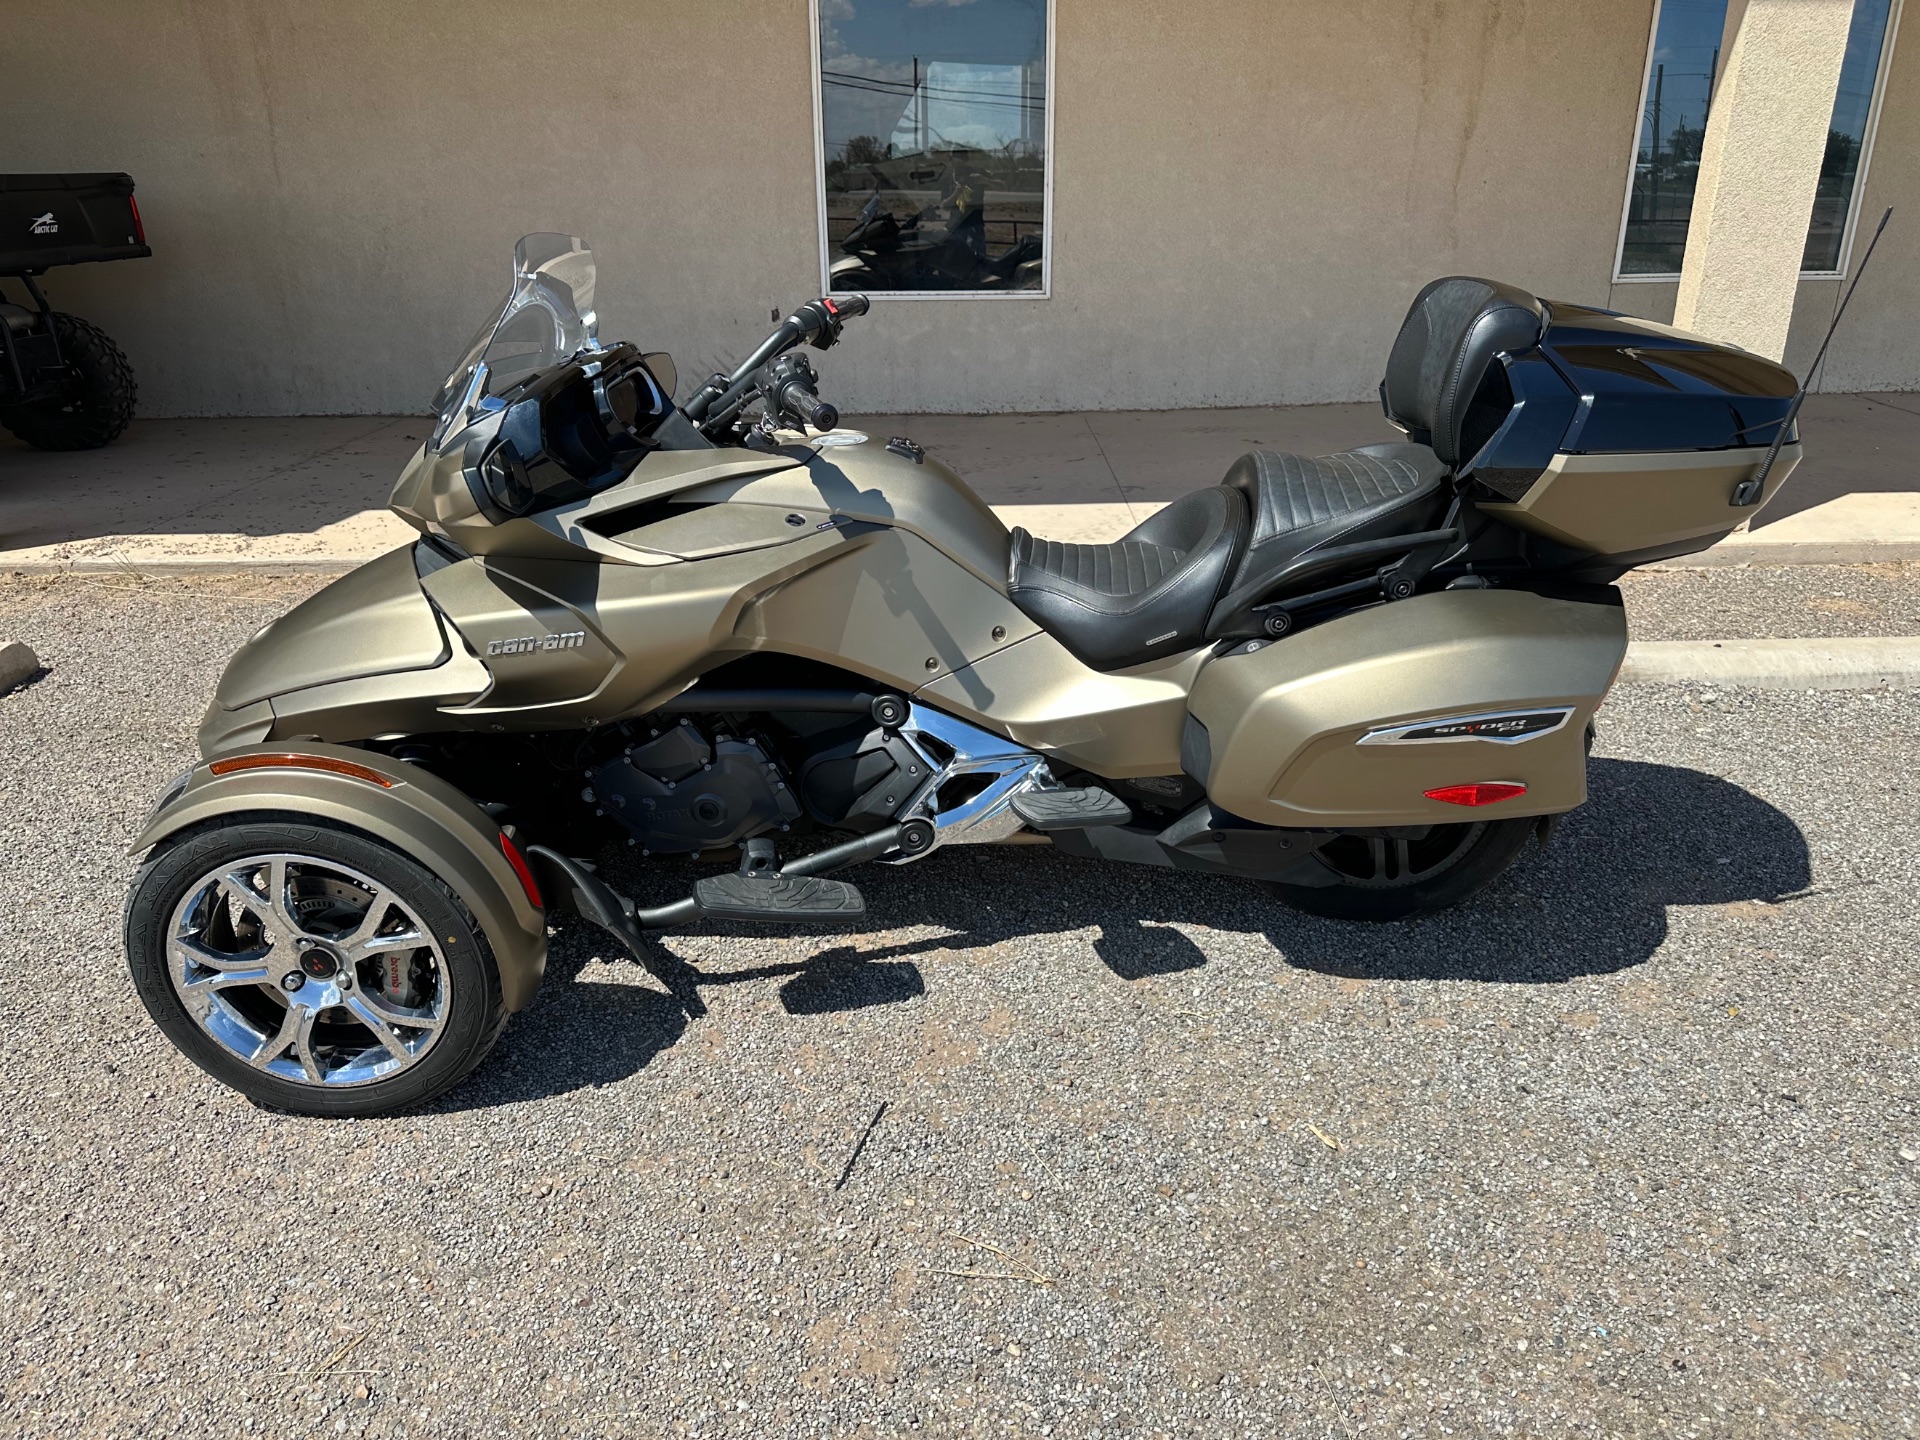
xmin=1734 ymin=204 xmax=1893 ymax=506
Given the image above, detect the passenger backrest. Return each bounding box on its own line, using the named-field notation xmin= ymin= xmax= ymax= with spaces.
xmin=1381 ymin=276 xmax=1544 ymax=466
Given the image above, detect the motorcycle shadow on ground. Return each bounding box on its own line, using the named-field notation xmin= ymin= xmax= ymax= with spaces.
xmin=452 ymin=758 xmax=1810 ymax=1108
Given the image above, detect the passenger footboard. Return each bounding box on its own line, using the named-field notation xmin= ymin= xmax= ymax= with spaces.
xmin=1185 ymin=588 xmax=1628 ymax=827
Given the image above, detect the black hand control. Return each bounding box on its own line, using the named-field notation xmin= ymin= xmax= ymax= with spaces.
xmin=765 ymin=353 xmax=838 ymax=432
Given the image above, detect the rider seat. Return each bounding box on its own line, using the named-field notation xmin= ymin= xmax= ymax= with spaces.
xmin=1005 ymin=276 xmax=1544 ymax=672
xmin=1004 ymin=483 xmax=1245 ymax=672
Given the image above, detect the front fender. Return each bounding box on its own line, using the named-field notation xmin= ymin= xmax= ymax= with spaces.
xmin=131 ymin=744 xmax=547 ymax=1012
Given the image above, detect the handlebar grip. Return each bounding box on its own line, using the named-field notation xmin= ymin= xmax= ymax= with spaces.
xmin=784 ymin=381 xmax=837 ymax=431
xmin=770 ymin=363 xmax=838 ymax=431
xmin=827 ymin=293 xmax=871 ymax=319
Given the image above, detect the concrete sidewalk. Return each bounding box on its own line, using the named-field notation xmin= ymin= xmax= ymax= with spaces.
xmin=3 ymin=393 xmax=1918 ymax=572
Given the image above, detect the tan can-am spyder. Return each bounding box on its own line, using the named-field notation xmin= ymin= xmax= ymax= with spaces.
xmin=125 ymin=233 xmax=1806 ymax=1116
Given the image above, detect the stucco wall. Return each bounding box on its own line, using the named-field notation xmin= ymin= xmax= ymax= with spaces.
xmin=5 ymin=0 xmax=1909 ymax=416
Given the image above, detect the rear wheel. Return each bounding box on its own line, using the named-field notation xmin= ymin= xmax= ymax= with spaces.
xmin=0 ymin=312 xmax=137 ymax=449
xmin=1263 ymin=818 xmax=1536 ymax=921
xmin=125 ymin=818 xmax=506 ymax=1117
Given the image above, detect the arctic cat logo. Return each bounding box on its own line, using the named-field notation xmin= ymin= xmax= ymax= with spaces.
xmin=487 ymin=631 xmax=585 ymax=657
xmin=29 ymin=212 xmax=57 ymax=235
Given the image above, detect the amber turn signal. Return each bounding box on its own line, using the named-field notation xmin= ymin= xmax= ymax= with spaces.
xmin=1424 ymin=781 xmax=1527 ymax=807
xmin=207 ymin=752 xmax=396 ymax=787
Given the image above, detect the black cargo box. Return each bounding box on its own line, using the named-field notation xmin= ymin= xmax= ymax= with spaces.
xmin=0 ymin=173 xmax=151 ymax=275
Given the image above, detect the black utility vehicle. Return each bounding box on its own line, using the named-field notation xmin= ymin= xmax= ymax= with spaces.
xmin=0 ymin=172 xmax=150 ymax=449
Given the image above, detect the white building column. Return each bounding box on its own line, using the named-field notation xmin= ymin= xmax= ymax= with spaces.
xmin=1672 ymin=0 xmax=1857 ymax=361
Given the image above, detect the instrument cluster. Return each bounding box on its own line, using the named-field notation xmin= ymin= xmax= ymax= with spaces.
xmin=467 ymin=344 xmax=672 ymax=519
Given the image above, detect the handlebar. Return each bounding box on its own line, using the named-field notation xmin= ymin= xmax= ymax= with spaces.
xmin=685 ymin=293 xmax=869 ymax=430
xmin=765 ymin=354 xmax=839 ymax=432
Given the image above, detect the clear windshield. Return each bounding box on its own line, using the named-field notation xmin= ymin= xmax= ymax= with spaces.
xmin=428 ymin=233 xmax=599 ymax=447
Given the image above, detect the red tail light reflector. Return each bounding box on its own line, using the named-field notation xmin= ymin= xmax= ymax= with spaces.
xmin=499 ymin=832 xmax=544 ymax=909
xmin=1425 ymin=781 xmax=1527 ymax=807
xmin=129 ymin=194 xmax=146 ymax=245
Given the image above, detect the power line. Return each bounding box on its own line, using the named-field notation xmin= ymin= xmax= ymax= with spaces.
xmin=820 ymin=71 xmax=1044 ymax=113
xmin=821 ymin=79 xmax=1043 ymax=115
xmin=821 ymin=67 xmax=1043 ymax=102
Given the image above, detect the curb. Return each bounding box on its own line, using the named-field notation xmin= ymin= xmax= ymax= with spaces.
xmin=1617 ymin=636 xmax=1920 ymax=689
xmin=4 ymin=557 xmax=369 ymax=577
xmin=1649 ymin=540 xmax=1920 ymax=568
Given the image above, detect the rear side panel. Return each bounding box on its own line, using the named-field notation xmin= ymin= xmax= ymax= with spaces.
xmin=1189 ymin=590 xmax=1628 ymax=827
xmin=916 ymin=635 xmax=1203 ymax=778
xmin=1477 ymin=444 xmax=1801 ymax=558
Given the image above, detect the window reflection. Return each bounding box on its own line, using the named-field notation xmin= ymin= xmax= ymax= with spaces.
xmin=1618 ymin=0 xmax=1894 ymax=278
xmin=1804 ymin=0 xmax=1894 ymax=271
xmin=1618 ymin=0 xmax=1724 ymax=276
xmin=819 ymin=0 xmax=1048 ymax=293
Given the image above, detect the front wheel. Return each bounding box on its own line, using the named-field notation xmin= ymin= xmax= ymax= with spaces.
xmin=125 ymin=817 xmax=507 ymax=1117
xmin=1263 ymin=818 xmax=1537 ymax=922
xmin=0 ymin=312 xmax=137 ymax=449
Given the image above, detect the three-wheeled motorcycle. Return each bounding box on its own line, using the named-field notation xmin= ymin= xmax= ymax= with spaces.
xmin=125 ymin=233 xmax=1804 ymax=1115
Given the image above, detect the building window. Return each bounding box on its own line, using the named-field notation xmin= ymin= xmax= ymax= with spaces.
xmin=814 ymin=0 xmax=1050 ymax=296
xmin=1615 ymin=0 xmax=1899 ymax=280
xmin=1806 ymin=0 xmax=1899 ymax=270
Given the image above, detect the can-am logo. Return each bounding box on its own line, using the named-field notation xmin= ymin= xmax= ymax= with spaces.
xmin=486 ymin=630 xmax=585 ymax=657
xmin=29 ymin=212 xmax=57 ymax=235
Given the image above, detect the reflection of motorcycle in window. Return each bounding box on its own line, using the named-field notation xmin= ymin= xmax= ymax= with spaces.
xmin=830 ymin=179 xmax=1042 ymax=293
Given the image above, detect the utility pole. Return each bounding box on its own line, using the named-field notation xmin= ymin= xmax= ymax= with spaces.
xmin=1651 ymin=62 xmax=1665 ymax=223
xmin=913 ymin=56 xmax=926 ymax=154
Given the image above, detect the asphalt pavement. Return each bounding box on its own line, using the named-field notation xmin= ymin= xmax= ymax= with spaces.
xmin=1618 ymin=562 xmax=1920 ymax=641
xmin=1 ymin=571 xmax=1917 ymax=1438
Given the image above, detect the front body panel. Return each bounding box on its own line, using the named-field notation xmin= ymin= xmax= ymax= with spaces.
xmin=134 ymin=745 xmax=548 ymax=1012
xmin=737 ymin=528 xmax=1037 ymax=687
xmin=215 ymin=546 xmax=449 ymax=709
xmin=1189 ymin=590 xmax=1628 ymax=827
xmin=684 ymin=440 xmax=1014 ymax=588
xmin=218 ymin=434 xmax=1075 ymax=748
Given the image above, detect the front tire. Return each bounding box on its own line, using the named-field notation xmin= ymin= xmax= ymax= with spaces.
xmin=125 ymin=817 xmax=506 ymax=1117
xmin=1263 ymin=818 xmax=1536 ymax=922
xmin=0 ymin=312 xmax=137 ymax=450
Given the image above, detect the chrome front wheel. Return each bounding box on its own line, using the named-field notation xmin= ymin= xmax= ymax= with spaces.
xmin=129 ymin=819 xmax=506 ymax=1116
xmin=166 ymin=853 xmax=451 ymax=1087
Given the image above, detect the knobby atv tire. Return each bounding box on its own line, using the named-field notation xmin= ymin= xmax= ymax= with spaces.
xmin=0 ymin=311 xmax=137 ymax=450
xmin=1262 ymin=817 xmax=1537 ymax=922
xmin=125 ymin=815 xmax=509 ymax=1118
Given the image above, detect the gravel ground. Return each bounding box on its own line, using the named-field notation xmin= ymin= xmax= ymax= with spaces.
xmin=2 ymin=572 xmax=1918 ymax=1439
xmin=1623 ymin=562 xmax=1920 ymax=641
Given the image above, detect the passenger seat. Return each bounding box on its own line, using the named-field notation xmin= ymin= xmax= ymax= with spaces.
xmin=1005 ymin=276 xmax=1546 ymax=671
